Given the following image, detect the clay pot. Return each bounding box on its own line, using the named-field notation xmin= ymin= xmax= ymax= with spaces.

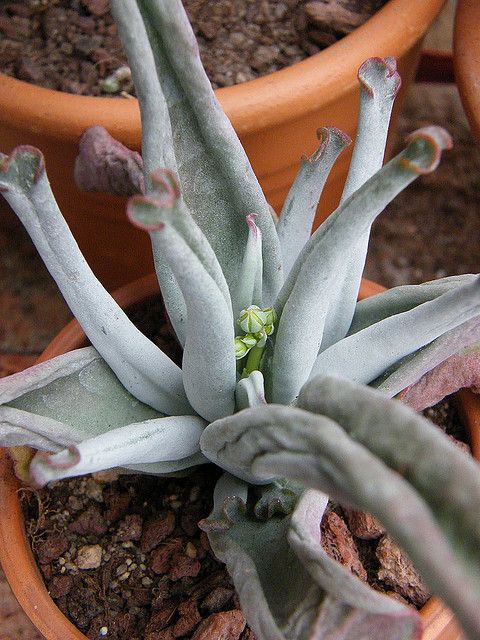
xmin=454 ymin=0 xmax=480 ymax=143
xmin=0 ymin=273 xmax=474 ymax=640
xmin=0 ymin=0 xmax=446 ymax=290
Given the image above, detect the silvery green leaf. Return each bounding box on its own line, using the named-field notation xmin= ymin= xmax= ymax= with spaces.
xmin=203 ymin=396 xmax=480 ymax=639
xmin=233 ymin=214 xmax=263 ymax=319
xmin=235 ymin=370 xmax=266 ymax=411
xmin=270 ymin=127 xmax=452 ymax=405
xmin=0 ymin=347 xmax=163 ymax=448
xmin=0 ymin=147 xmax=191 ymax=416
xmin=319 ymin=59 xmax=402 ymax=352
xmin=298 ymin=376 xmax=480 ymax=640
xmin=128 ymin=170 xmax=232 ymax=344
xmin=341 ymin=57 xmax=401 ymax=201
xmin=148 ymin=222 xmax=236 ymax=421
xmin=29 ymin=414 xmax=206 ymax=486
xmin=311 ymin=276 xmax=480 ymax=385
xmin=200 ymin=474 xmax=420 ymax=640
xmin=276 ymin=127 xmax=350 ymax=279
xmin=111 ymin=0 xmax=282 ymax=305
xmin=349 ymin=275 xmax=477 ymax=335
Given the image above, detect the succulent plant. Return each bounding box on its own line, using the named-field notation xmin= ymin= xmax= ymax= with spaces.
xmin=1 ymin=1 xmax=480 ymax=639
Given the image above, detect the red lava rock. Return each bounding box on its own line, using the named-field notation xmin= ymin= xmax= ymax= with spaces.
xmin=343 ymin=507 xmax=385 ymax=540
xmin=48 ymin=574 xmax=73 ymax=599
xmin=169 ymin=551 xmax=201 ymax=581
xmin=172 ymin=599 xmax=202 ymax=637
xmin=376 ymin=535 xmax=431 ymax=607
xmin=104 ymin=489 xmax=131 ymax=523
xmin=150 ymin=540 xmax=183 ymax=575
xmin=146 ymin=628 xmax=175 ymax=640
xmin=36 ymin=533 xmax=69 ymax=564
xmin=115 ymin=513 xmax=143 ymax=542
xmin=80 ymin=0 xmax=109 ymax=17
xmin=68 ymin=505 xmax=108 ymax=536
xmin=321 ymin=511 xmax=367 ymax=581
xmin=146 ymin=605 xmax=176 ymax=633
xmin=141 ymin=511 xmax=176 ymax=552
xmin=191 ymin=610 xmax=246 ymax=640
xmin=201 ymin=586 xmax=235 ymax=613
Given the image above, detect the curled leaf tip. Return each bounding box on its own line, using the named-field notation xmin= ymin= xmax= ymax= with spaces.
xmin=198 ymin=495 xmax=247 ymax=532
xmin=401 ymin=126 xmax=453 ymax=174
xmin=306 ymin=127 xmax=351 ymax=164
xmin=126 ymin=194 xmax=169 ymax=231
xmin=0 ymin=145 xmax=45 ymax=191
xmin=150 ymin=168 xmax=181 ymax=200
xmin=29 ymin=447 xmax=81 ymax=487
xmin=358 ymin=56 xmax=402 ymax=98
xmin=245 ymin=212 xmax=261 ymax=238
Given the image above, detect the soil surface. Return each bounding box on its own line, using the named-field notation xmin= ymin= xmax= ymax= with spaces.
xmin=0 ymin=0 xmax=387 ymax=94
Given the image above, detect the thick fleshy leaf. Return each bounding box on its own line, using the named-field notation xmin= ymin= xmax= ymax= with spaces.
xmin=200 ymin=475 xmax=420 ymax=640
xmin=74 ymin=125 xmax=144 ymax=196
xmin=320 ymin=59 xmax=403 ymax=351
xmin=235 ymin=370 xmax=266 ymax=411
xmin=349 ymin=275 xmax=477 ymax=335
xmin=269 ymin=127 xmax=452 ymax=405
xmin=298 ymin=376 xmax=480 ymax=640
xmin=276 ymin=127 xmax=350 ymax=279
xmin=0 ymin=147 xmax=191 ymax=416
xmin=341 ymin=57 xmax=401 ymax=201
xmin=128 ymin=169 xmax=232 ymax=344
xmin=29 ymin=414 xmax=206 ymax=486
xmin=202 ymin=395 xmax=480 ymax=639
xmin=145 ymin=221 xmax=236 ymax=422
xmin=0 ymin=347 xmax=162 ymax=446
xmin=233 ymin=214 xmax=263 ymax=319
xmin=310 ymin=276 xmax=480 ymax=385
xmin=110 ymin=0 xmax=282 ymax=305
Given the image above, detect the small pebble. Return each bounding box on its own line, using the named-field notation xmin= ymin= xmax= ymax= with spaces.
xmin=76 ymin=544 xmax=103 ymax=570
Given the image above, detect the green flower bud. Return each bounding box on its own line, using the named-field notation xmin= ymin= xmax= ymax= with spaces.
xmin=242 ymin=334 xmax=258 ymax=348
xmin=262 ymin=307 xmax=277 ymax=326
xmin=264 ymin=323 xmax=274 ymax=336
xmin=235 ymin=337 xmax=250 ymax=359
xmin=239 ymin=305 xmax=268 ymax=333
xmin=254 ymin=331 xmax=267 ymax=348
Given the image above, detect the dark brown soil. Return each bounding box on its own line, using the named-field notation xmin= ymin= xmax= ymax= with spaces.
xmin=20 ymin=296 xmax=471 ymax=638
xmin=0 ymin=0 xmax=388 ymax=94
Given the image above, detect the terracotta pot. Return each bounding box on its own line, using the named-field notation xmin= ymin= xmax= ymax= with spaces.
xmin=0 ymin=273 xmax=474 ymax=640
xmin=0 ymin=0 xmax=446 ymax=290
xmin=454 ymin=0 xmax=480 ymax=143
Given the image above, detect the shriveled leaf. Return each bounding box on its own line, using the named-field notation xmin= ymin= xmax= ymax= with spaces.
xmin=270 ymin=127 xmax=452 ymax=405
xmin=74 ymin=125 xmax=144 ymax=196
xmin=0 ymin=146 xmax=191 ymax=416
xmin=397 ymin=342 xmax=480 ymax=410
xmin=29 ymin=414 xmax=206 ymax=486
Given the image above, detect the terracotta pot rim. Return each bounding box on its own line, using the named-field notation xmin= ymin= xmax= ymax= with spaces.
xmin=0 ymin=0 xmax=446 ymax=141
xmin=0 ymin=272 xmax=473 ymax=639
xmin=453 ymin=0 xmax=480 ymax=143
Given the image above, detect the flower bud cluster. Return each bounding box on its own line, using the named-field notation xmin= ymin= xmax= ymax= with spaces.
xmin=234 ymin=305 xmax=277 ymax=360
